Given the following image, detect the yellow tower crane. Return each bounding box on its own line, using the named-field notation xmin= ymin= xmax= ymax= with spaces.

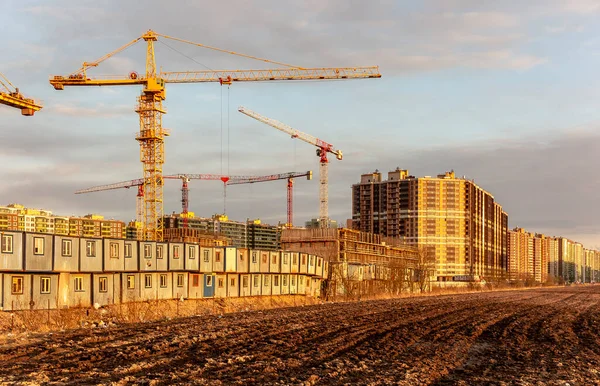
xmin=0 ymin=72 xmax=42 ymax=115
xmin=49 ymin=30 xmax=381 ymax=241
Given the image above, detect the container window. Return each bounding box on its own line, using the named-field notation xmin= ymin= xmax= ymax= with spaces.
xmin=1 ymin=234 xmax=13 ymax=254
xmin=41 ymin=277 xmax=51 ymax=294
xmin=144 ymin=244 xmax=152 ymax=259
xmin=271 ymin=254 xmax=277 ymax=264
xmin=33 ymin=237 xmax=44 ymax=255
xmin=125 ymin=244 xmax=132 ymax=258
xmin=283 ymin=253 xmax=289 ymax=265
xmin=243 ymin=276 xmax=249 ymax=288
xmin=157 ymin=245 xmax=164 ymax=259
xmin=61 ymin=239 xmax=72 ymax=257
xmin=173 ymin=245 xmax=180 ymax=259
xmin=206 ymin=275 xmax=213 ymax=287
xmin=252 ymin=252 xmax=257 ymax=263
xmin=99 ymin=277 xmax=108 ymax=293
xmin=188 ymin=246 xmax=196 ymax=259
xmin=218 ymin=278 xmax=224 ymax=288
xmin=110 ymin=242 xmax=119 ymax=258
xmin=253 ymin=276 xmax=259 ymax=287
xmin=302 ymin=255 xmax=306 ymax=265
xmin=177 ymin=274 xmax=184 ymax=287
xmin=12 ymin=276 xmax=23 ymax=294
xmin=215 ymin=251 xmax=221 ymax=263
xmin=145 ymin=274 xmax=152 ymax=288
xmin=86 ymin=241 xmax=96 ymax=257
xmin=230 ymin=278 xmax=236 ymax=287
xmin=160 ymin=274 xmax=168 ymax=288
xmin=74 ymin=276 xmax=84 ymax=292
xmin=203 ymin=249 xmax=210 ymax=262
xmin=127 ymin=275 xmax=135 ymax=289
xmin=292 ymin=254 xmax=298 ymax=265
xmin=282 ymin=276 xmax=288 ymax=286
xmin=262 ymin=254 xmax=267 ymax=264
xmin=239 ymin=253 xmax=244 ymax=261
xmin=274 ymin=275 xmax=279 ymax=286
xmin=192 ymin=274 xmax=200 ymax=287
xmin=264 ymin=276 xmax=270 ymax=286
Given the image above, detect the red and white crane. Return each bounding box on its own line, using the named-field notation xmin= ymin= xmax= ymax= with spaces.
xmin=228 ymin=171 xmax=312 ymax=228
xmin=238 ymin=106 xmax=342 ymax=228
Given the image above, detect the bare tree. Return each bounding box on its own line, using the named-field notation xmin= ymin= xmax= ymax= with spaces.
xmin=414 ymin=248 xmax=436 ymax=293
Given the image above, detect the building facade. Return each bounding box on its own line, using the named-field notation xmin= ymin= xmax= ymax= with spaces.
xmin=351 ymin=169 xmax=508 ymax=281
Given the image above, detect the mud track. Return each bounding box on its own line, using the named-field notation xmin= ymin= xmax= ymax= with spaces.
xmin=0 ymin=286 xmax=599 ymax=385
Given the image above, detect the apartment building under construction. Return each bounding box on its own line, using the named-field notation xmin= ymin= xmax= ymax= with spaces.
xmin=351 ymin=169 xmax=508 ymax=281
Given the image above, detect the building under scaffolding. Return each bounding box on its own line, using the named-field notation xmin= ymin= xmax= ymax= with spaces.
xmin=281 ymin=228 xmax=419 ymax=297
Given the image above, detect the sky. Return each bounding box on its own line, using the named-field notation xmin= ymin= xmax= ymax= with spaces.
xmin=1 ymin=0 xmax=600 ymax=248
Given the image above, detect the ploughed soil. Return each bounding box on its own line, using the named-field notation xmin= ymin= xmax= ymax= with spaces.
xmin=0 ymin=286 xmax=599 ymax=385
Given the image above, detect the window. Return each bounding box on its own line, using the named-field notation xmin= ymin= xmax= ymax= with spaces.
xmin=252 ymin=252 xmax=257 ymax=263
xmin=274 ymin=275 xmax=279 ymax=286
xmin=309 ymin=256 xmax=314 ymax=265
xmin=177 ymin=274 xmax=184 ymax=287
xmin=302 ymin=255 xmax=306 ymax=265
xmin=33 ymin=237 xmax=44 ymax=255
xmin=74 ymin=276 xmax=84 ymax=292
xmin=160 ymin=274 xmax=167 ymax=288
xmin=243 ymin=276 xmax=249 ymax=288
xmin=61 ymin=239 xmax=72 ymax=257
xmin=189 ymin=246 xmax=196 ymax=259
xmin=11 ymin=276 xmax=23 ymax=294
xmin=215 ymin=251 xmax=221 ymax=263
xmin=144 ymin=244 xmax=152 ymax=259
xmin=203 ymin=249 xmax=210 ymax=262
xmin=1 ymin=234 xmax=13 ymax=254
xmin=282 ymin=276 xmax=288 ymax=286
xmin=192 ymin=274 xmax=200 ymax=287
xmin=125 ymin=243 xmax=132 ymax=258
xmin=218 ymin=278 xmax=224 ymax=288
xmin=173 ymin=245 xmax=180 ymax=259
xmin=318 ymin=259 xmax=322 ymax=267
xmin=264 ymin=276 xmax=270 ymax=286
xmin=291 ymin=276 xmax=296 ymax=285
xmin=145 ymin=274 xmax=152 ymax=288
xmin=230 ymin=278 xmax=236 ymax=287
xmin=86 ymin=241 xmax=96 ymax=257
xmin=127 ymin=275 xmax=135 ymax=289
xmin=283 ymin=253 xmax=289 ymax=265
xmin=110 ymin=242 xmax=119 ymax=258
xmin=206 ymin=275 xmax=213 ymax=287
xmin=99 ymin=277 xmax=107 ymax=293
xmin=272 ymin=254 xmax=277 ymax=264
xmin=157 ymin=245 xmax=164 ymax=259
xmin=41 ymin=277 xmax=51 ymax=294
xmin=307 ymin=278 xmax=310 ymax=287
xmin=262 ymin=253 xmax=267 ymax=263
xmin=292 ymin=254 xmax=298 ymax=265
xmin=239 ymin=252 xmax=244 ymax=261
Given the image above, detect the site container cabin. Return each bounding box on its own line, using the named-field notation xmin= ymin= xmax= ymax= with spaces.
xmin=299 ymin=253 xmax=308 ymax=274
xmin=0 ymin=231 xmax=24 ymax=271
xmin=348 ymin=264 xmax=364 ymax=281
xmin=315 ymin=257 xmax=324 ymax=278
xmin=199 ymin=247 xmax=213 ymax=273
xmin=213 ymin=248 xmax=225 ymax=273
xmin=92 ymin=273 xmax=121 ymax=306
xmin=280 ymin=251 xmax=291 ymax=274
xmin=185 ymin=244 xmax=200 ymax=272
xmin=62 ymin=273 xmax=92 ymax=308
xmin=290 ymin=252 xmax=300 ymax=274
xmin=249 ymin=250 xmax=260 ymax=273
xmin=79 ymin=238 xmax=103 ymax=273
xmin=103 ymin=238 xmax=125 ymax=272
xmin=280 ymin=274 xmax=290 ymax=295
xmin=215 ymin=274 xmax=227 ymax=298
xmin=259 ymin=251 xmax=270 ymax=273
xmin=269 ymin=251 xmax=280 ymax=273
xmin=139 ymin=241 xmax=157 ymax=272
xmin=303 ymin=276 xmax=312 ymax=295
xmin=203 ymin=274 xmax=215 ymax=298
xmin=237 ymin=248 xmax=249 ymax=273
xmin=156 ymin=242 xmax=168 ymax=271
xmin=240 ymin=274 xmax=251 ymax=296
xmin=121 ymin=273 xmax=141 ymax=302
xmin=223 ymin=247 xmax=238 ymax=273
xmin=311 ymin=278 xmax=322 ymax=297
xmin=271 ymin=274 xmax=281 ymax=296
xmin=2 ymin=274 xmax=31 ymax=310
xmin=188 ymin=273 xmax=203 ymax=299
xmin=30 ymin=274 xmax=58 ymax=310
xmin=24 ymin=233 xmax=53 ymax=272
xmin=297 ymin=275 xmax=306 ymax=294
xmin=123 ymin=240 xmax=139 ymax=271
xmin=53 ymin=235 xmax=80 ymax=272
xmin=289 ymin=274 xmax=298 ymax=294
xmin=172 ymin=272 xmax=188 ymax=299
xmin=227 ymin=274 xmax=240 ymax=297
xmin=139 ymin=272 xmax=158 ymax=301
xmin=251 ymin=274 xmax=262 ymax=296
xmin=307 ymin=255 xmax=317 ymax=276
xmin=156 ymin=273 xmax=173 ymax=300
xmin=261 ymin=274 xmax=272 ymax=296
xmin=168 ymin=242 xmax=185 ymax=271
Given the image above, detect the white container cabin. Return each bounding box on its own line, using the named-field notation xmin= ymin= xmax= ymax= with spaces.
xmin=53 ymin=236 xmax=80 ymax=272
xmin=251 ymin=274 xmax=262 ymax=296
xmin=156 ymin=242 xmax=168 ymax=271
xmin=199 ymin=247 xmax=213 ymax=273
xmin=103 ymin=239 xmax=125 ymax=272
xmin=79 ymin=238 xmax=103 ymax=273
xmin=185 ymin=244 xmax=199 ymax=271
xmin=24 ymin=233 xmax=53 ymax=272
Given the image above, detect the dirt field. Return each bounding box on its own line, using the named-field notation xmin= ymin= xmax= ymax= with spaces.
xmin=0 ymin=286 xmax=598 ymax=385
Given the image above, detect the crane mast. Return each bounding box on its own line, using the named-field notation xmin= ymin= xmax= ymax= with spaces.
xmin=238 ymin=107 xmax=341 ymax=228
xmin=50 ymin=29 xmax=380 ymax=241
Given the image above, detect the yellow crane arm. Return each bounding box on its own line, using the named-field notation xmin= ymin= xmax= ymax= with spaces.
xmin=161 ymin=66 xmax=381 ymax=83
xmin=0 ymin=72 xmax=42 ymax=116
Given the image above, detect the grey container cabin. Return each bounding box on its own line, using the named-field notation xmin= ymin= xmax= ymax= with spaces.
xmin=103 ymin=238 xmax=125 ymax=272
xmin=79 ymin=238 xmax=103 ymax=273
xmin=24 ymin=233 xmax=53 ymax=272
xmin=0 ymin=231 xmax=24 ymax=271
xmin=54 ymin=235 xmax=80 ymax=272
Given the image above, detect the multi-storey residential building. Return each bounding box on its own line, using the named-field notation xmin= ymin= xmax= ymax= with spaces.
xmin=0 ymin=204 xmax=125 ymax=238
xmin=352 ymin=169 xmax=508 ymax=281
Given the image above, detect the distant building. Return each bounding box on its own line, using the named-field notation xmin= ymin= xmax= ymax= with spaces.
xmin=351 ymin=168 xmax=508 ymax=281
xmin=0 ymin=203 xmax=125 ymax=238
xmin=305 ymin=218 xmax=338 ymax=229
